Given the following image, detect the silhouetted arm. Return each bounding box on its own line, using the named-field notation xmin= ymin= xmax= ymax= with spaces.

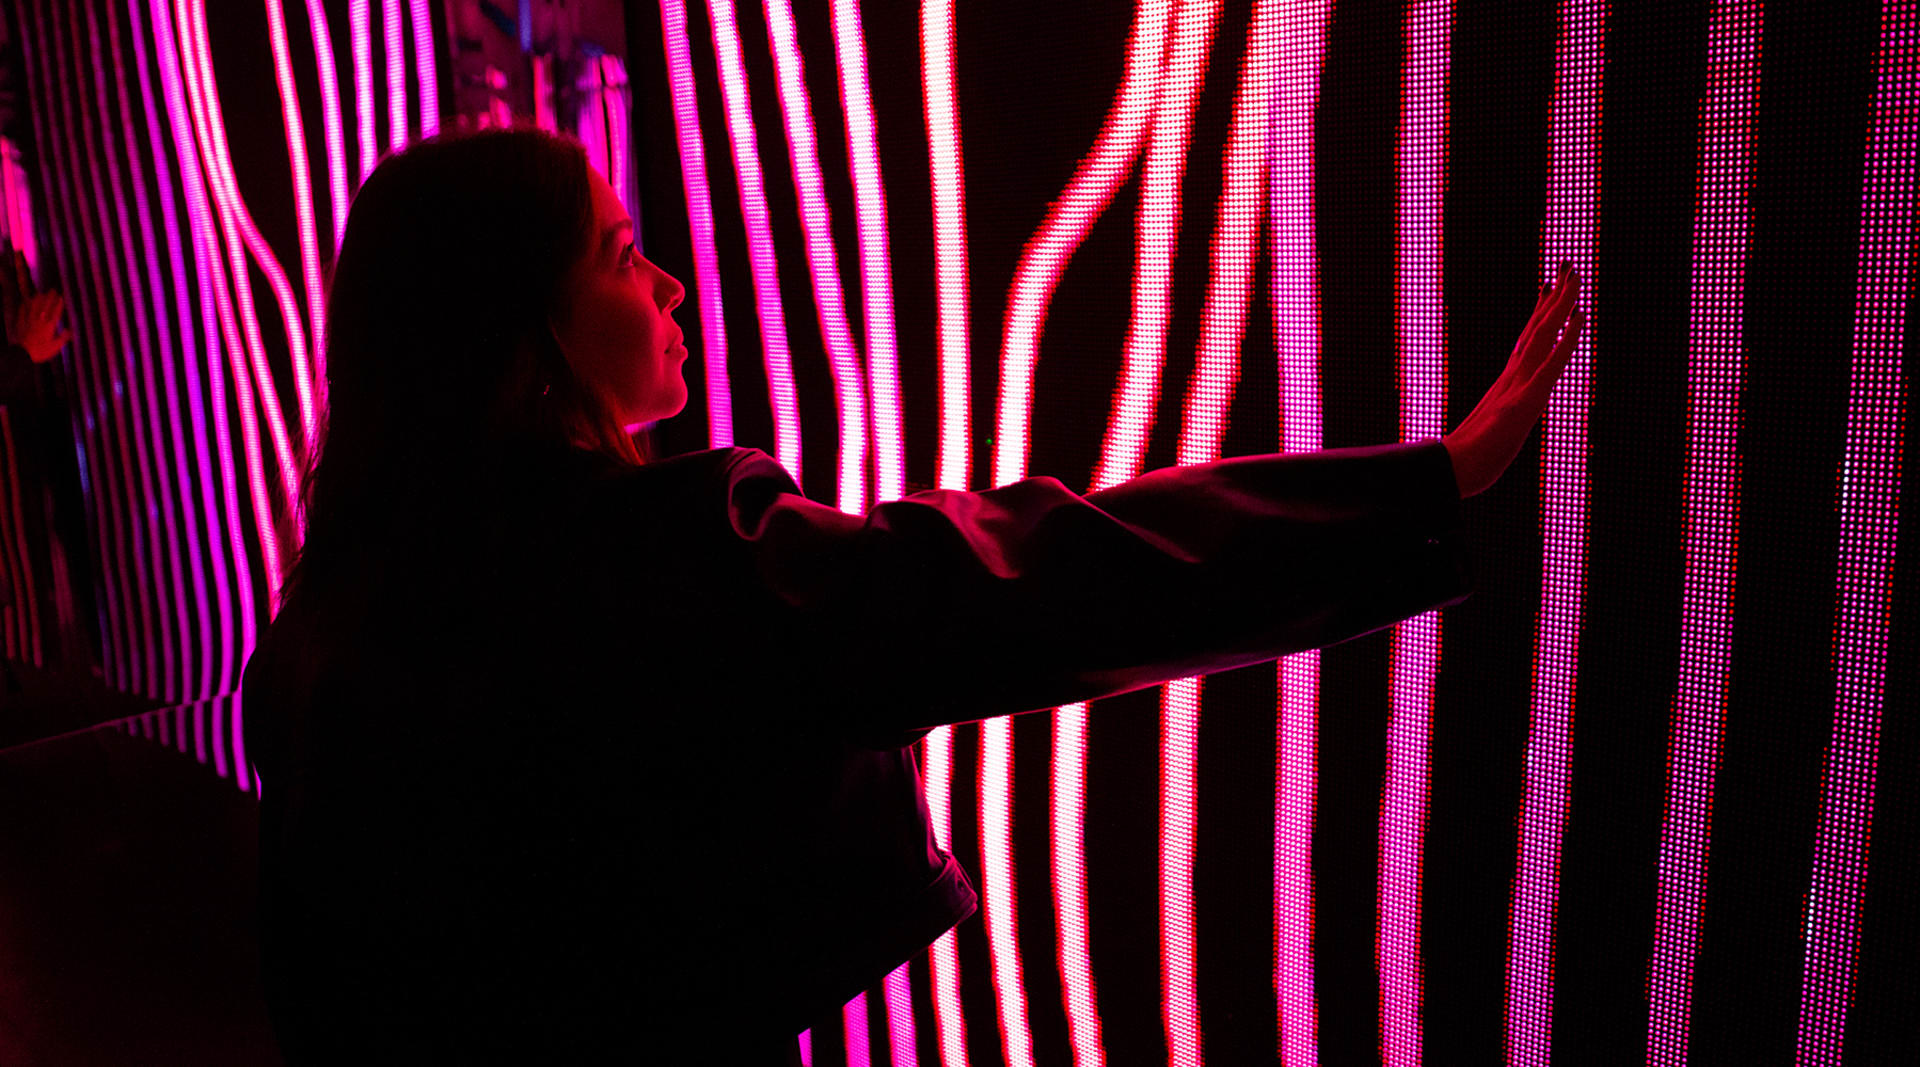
xmin=718 ymin=440 xmax=1473 ymax=749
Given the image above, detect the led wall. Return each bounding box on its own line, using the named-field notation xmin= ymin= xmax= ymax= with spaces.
xmin=5 ymin=0 xmax=1912 ymax=1063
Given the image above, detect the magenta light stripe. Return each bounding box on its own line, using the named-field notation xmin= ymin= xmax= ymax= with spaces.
xmin=882 ymin=961 xmax=919 ymax=1067
xmin=302 ymin=0 xmax=350 ymax=255
xmin=1643 ymin=2 xmax=1762 ymax=1062
xmin=1094 ymin=0 xmax=1218 ymax=492
xmin=978 ymin=716 xmax=1036 ymax=1067
xmin=40 ymin=0 xmax=140 ymax=692
xmin=382 ymin=0 xmax=407 ymax=151
xmin=145 ymin=0 xmax=247 ymax=695
xmin=120 ymin=0 xmax=218 ymax=701
xmin=827 ymin=0 xmax=902 ymax=505
xmin=1269 ymin=3 xmax=1335 ymax=1062
xmin=921 ymin=726 xmax=970 ymax=1067
xmin=919 ymin=0 xmax=969 ymax=495
xmin=763 ymin=0 xmax=870 ymax=513
xmin=408 ymin=0 xmax=438 ymax=137
xmin=158 ymin=0 xmax=265 ymax=684
xmin=93 ymin=0 xmax=191 ymax=704
xmin=656 ymin=0 xmax=734 ymax=449
xmin=705 ymin=0 xmax=801 ymax=473
xmin=1504 ymin=1 xmax=1605 ymax=1062
xmin=843 ymin=990 xmax=872 ymax=1067
xmin=1 ymin=141 xmax=43 ymax=276
xmin=264 ymin=0 xmax=329 ymax=424
xmin=350 ymin=0 xmax=376 ymax=181
xmin=1049 ymin=701 xmax=1102 ymax=1067
xmin=1795 ymin=2 xmax=1914 ymax=1061
xmin=1381 ymin=1 xmax=1453 ymax=1062
xmin=994 ymin=0 xmax=1170 ymax=486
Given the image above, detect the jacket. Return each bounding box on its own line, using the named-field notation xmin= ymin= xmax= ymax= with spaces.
xmin=240 ymin=435 xmax=1472 ymax=1062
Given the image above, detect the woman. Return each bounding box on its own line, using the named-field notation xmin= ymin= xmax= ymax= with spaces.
xmin=242 ymin=126 xmax=1582 ymax=1064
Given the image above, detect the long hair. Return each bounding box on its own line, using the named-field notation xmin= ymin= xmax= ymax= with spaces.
xmin=281 ymin=126 xmax=654 ymax=611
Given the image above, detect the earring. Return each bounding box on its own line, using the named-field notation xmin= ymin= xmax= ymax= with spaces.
xmin=540 ymin=380 xmax=552 ymax=397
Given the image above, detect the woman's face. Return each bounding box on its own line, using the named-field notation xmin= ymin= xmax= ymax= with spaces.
xmin=550 ymin=169 xmax=688 ymax=431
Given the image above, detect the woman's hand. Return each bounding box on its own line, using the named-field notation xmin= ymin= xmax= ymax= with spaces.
xmin=1 ymin=249 xmax=72 ymax=365
xmin=1442 ymin=262 xmax=1585 ymax=498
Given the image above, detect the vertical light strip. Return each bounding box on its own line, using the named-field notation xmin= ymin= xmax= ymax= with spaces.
xmin=706 ymin=0 xmax=801 ymax=472
xmin=382 ymin=0 xmax=408 ymax=151
xmin=1643 ymin=2 xmax=1762 ymax=1062
xmin=408 ymin=0 xmax=438 ymax=137
xmin=86 ymin=0 xmax=179 ymax=700
xmin=94 ymin=0 xmax=193 ymax=704
xmin=828 ymin=0 xmax=902 ymax=505
xmin=978 ymin=714 xmax=1035 ymax=1067
xmin=42 ymin=0 xmax=141 ymax=692
xmin=1269 ymin=3 xmax=1335 ymax=1062
xmin=763 ymin=0 xmax=870 ymax=513
xmin=1093 ymin=0 xmax=1219 ymax=490
xmin=113 ymin=0 xmax=215 ymax=703
xmin=916 ymin=4 xmax=971 ymax=1062
xmin=143 ymin=0 xmax=248 ymax=697
xmin=656 ymin=0 xmax=734 ymax=449
xmin=994 ymin=0 xmax=1171 ymax=487
xmin=1504 ymin=1 xmax=1605 ymax=1062
xmin=882 ymin=962 xmax=918 ymax=1067
xmin=919 ymin=0 xmax=969 ymax=495
xmin=1382 ymin=2 xmax=1453 ymax=1063
xmin=350 ymin=0 xmax=377 ymax=182
xmin=843 ymin=990 xmax=873 ymax=1067
xmin=302 ymin=0 xmax=351 ymax=255
xmin=1794 ymin=1 xmax=1914 ymax=1061
xmin=264 ymin=0 xmax=330 ymax=402
xmin=1049 ymin=703 xmax=1101 ymax=1067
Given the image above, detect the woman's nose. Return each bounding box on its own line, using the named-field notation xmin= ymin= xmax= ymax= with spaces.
xmin=658 ymin=267 xmax=686 ymax=313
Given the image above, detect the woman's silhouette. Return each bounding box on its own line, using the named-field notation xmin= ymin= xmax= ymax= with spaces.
xmin=242 ymin=126 xmax=1582 ymax=1064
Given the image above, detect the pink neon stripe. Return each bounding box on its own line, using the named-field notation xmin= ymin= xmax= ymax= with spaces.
xmin=1269 ymin=4 xmax=1335 ymax=1062
xmin=264 ymin=0 xmax=330 ymax=419
xmin=977 ymin=716 xmax=1035 ymax=1067
xmin=1795 ymin=2 xmax=1915 ymax=1060
xmin=1644 ymin=2 xmax=1762 ymax=1061
xmin=1095 ymin=0 xmax=1218 ymax=493
xmin=763 ymin=0 xmax=870 ymax=513
xmin=993 ymin=0 xmax=1171 ymax=487
xmin=1048 ymin=702 xmax=1101 ymax=1067
xmin=705 ymin=0 xmax=800 ymax=472
xmin=882 ymin=962 xmax=918 ymax=1067
xmin=919 ymin=0 xmax=969 ymax=495
xmin=1505 ymin=1 xmax=1605 ymax=1060
xmin=123 ymin=0 xmax=219 ymax=702
xmin=843 ymin=990 xmax=872 ymax=1067
xmin=39 ymin=0 xmax=141 ymax=692
xmin=827 ymin=0 xmax=902 ymax=505
xmin=408 ymin=0 xmax=438 ymax=137
xmin=656 ymin=0 xmax=734 ymax=449
xmin=350 ymin=0 xmax=376 ymax=181
xmin=96 ymin=0 xmax=197 ymax=704
xmin=383 ymin=0 xmax=407 ymax=151
xmin=1380 ymin=1 xmax=1453 ymax=1062
xmin=302 ymin=0 xmax=350 ymax=255
xmin=920 ymin=727 xmax=970 ymax=1067
xmin=143 ymin=0 xmax=247 ymax=698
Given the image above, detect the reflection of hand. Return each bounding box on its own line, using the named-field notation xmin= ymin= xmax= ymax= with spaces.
xmin=2 ymin=248 xmax=73 ymax=365
xmin=1441 ymin=263 xmax=1585 ymax=498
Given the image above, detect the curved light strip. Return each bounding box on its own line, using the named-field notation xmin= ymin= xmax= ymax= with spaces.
xmin=922 ymin=725 xmax=967 ymax=1067
xmin=383 ymin=0 xmax=407 ymax=151
xmin=93 ymin=0 xmax=192 ymax=704
xmin=408 ymin=0 xmax=438 ymax=138
xmin=977 ymin=714 xmax=1034 ymax=1067
xmin=1269 ymin=3 xmax=1335 ymax=1062
xmin=1504 ymin=1 xmax=1605 ymax=1061
xmin=302 ymin=0 xmax=351 ymax=254
xmin=920 ymin=0 xmax=969 ymax=495
xmin=127 ymin=0 xmax=224 ymax=700
xmin=1381 ymin=2 xmax=1453 ymax=1062
xmin=264 ymin=0 xmax=329 ymax=407
xmin=656 ymin=0 xmax=734 ymax=449
xmin=829 ymin=0 xmax=902 ymax=506
xmin=843 ymin=990 xmax=872 ymax=1067
xmin=350 ymin=0 xmax=377 ymax=182
xmin=882 ymin=961 xmax=917 ymax=1067
xmin=1794 ymin=1 xmax=1914 ymax=1060
xmin=1644 ymin=2 xmax=1761 ymax=1061
xmin=40 ymin=0 xmax=140 ymax=692
xmin=763 ymin=0 xmax=870 ymax=513
xmin=706 ymin=0 xmax=801 ymax=473
xmin=994 ymin=0 xmax=1172 ymax=487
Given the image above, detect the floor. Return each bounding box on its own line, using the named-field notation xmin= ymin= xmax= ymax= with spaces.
xmin=0 ymin=722 xmax=283 ymax=1065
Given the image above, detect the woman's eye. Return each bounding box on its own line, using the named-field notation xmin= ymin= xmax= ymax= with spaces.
xmin=620 ymin=242 xmax=638 ymax=268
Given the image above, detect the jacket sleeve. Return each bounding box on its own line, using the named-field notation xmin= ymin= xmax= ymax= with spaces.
xmin=720 ymin=438 xmax=1474 ymax=750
